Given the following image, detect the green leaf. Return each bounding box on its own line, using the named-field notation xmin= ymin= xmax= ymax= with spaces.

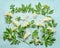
xmin=10 ymin=4 xmax=15 ymax=9
xmin=18 ymin=26 xmax=26 ymax=38
xmin=10 ymin=5 xmax=15 ymax=13
xmin=36 ymin=2 xmax=41 ymax=10
xmin=35 ymin=10 xmax=40 ymax=14
xmin=41 ymin=5 xmax=50 ymax=15
xmin=31 ymin=24 xmax=36 ymax=28
xmin=3 ymin=28 xmax=13 ymax=41
xmin=49 ymin=10 xmax=54 ymax=14
xmin=47 ymin=22 xmax=52 ymax=27
xmin=32 ymin=30 xmax=38 ymax=38
xmin=53 ymin=23 xmax=57 ymax=27
xmin=30 ymin=20 xmax=34 ymax=24
xmin=21 ymin=4 xmax=27 ymax=12
xmin=45 ymin=41 xmax=48 ymax=47
xmin=52 ymin=19 xmax=57 ymax=27
xmin=16 ymin=16 xmax=21 ymax=21
xmin=18 ymin=26 xmax=25 ymax=32
xmin=27 ymin=4 xmax=32 ymax=12
xmin=11 ymin=39 xmax=20 ymax=45
xmin=29 ymin=40 xmax=34 ymax=44
xmin=17 ymin=8 xmax=22 ymax=12
xmin=31 ymin=8 xmax=35 ymax=13
xmin=5 ymin=16 xmax=12 ymax=24
xmin=41 ymin=27 xmax=45 ymax=33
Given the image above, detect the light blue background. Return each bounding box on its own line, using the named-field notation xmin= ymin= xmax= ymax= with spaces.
xmin=0 ymin=0 xmax=60 ymax=48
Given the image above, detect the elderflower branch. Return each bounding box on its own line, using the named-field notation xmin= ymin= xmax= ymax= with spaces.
xmin=3 ymin=2 xmax=57 ymax=48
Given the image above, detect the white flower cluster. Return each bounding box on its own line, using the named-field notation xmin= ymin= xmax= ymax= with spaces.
xmin=35 ymin=22 xmax=44 ymax=27
xmin=22 ymin=21 xmax=29 ymax=27
xmin=47 ymin=27 xmax=55 ymax=32
xmin=23 ymin=32 xmax=31 ymax=39
xmin=34 ymin=38 xmax=39 ymax=44
xmin=11 ymin=27 xmax=17 ymax=31
xmin=43 ymin=17 xmax=52 ymax=22
xmin=12 ymin=20 xmax=19 ymax=27
xmin=5 ymin=12 xmax=13 ymax=17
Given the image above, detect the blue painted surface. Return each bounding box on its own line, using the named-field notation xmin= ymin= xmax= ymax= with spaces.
xmin=0 ymin=0 xmax=60 ymax=48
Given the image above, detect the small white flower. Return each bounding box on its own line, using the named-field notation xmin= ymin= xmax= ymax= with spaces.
xmin=47 ymin=27 xmax=55 ymax=32
xmin=35 ymin=22 xmax=44 ymax=27
xmin=5 ymin=12 xmax=13 ymax=17
xmin=43 ymin=17 xmax=52 ymax=22
xmin=22 ymin=21 xmax=29 ymax=27
xmin=34 ymin=38 xmax=39 ymax=44
xmin=23 ymin=32 xmax=31 ymax=39
xmin=12 ymin=20 xmax=19 ymax=27
xmin=11 ymin=27 xmax=17 ymax=31
xmin=33 ymin=13 xmax=37 ymax=18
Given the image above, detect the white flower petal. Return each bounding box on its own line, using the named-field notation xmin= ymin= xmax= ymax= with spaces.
xmin=12 ymin=20 xmax=19 ymax=27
